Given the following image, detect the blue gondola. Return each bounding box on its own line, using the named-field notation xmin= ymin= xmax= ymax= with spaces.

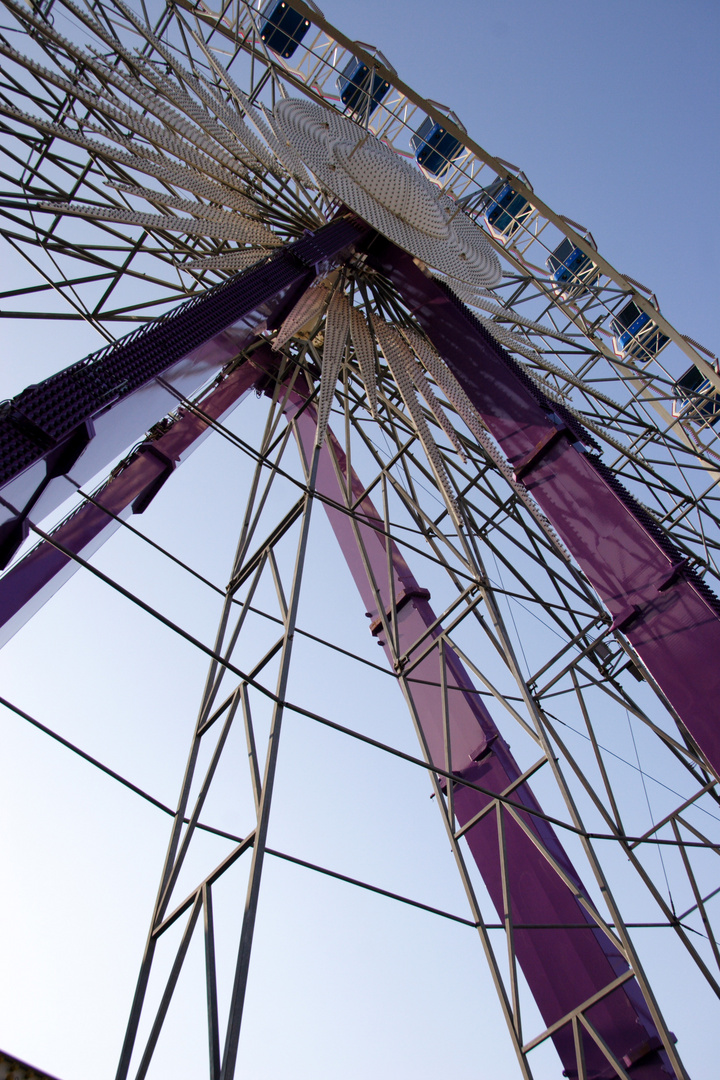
xmin=673 ymin=364 xmax=720 ymax=425
xmin=337 ymin=57 xmax=390 ymax=120
xmin=611 ymin=299 xmax=669 ymax=362
xmin=411 ymin=117 xmax=463 ymax=177
xmin=481 ymin=177 xmax=532 ymax=237
xmin=546 ymin=237 xmax=599 ymax=295
xmin=259 ymin=1 xmax=310 ymax=59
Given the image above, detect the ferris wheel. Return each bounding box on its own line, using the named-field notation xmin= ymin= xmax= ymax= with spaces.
xmin=0 ymin=1 xmax=718 ymax=1078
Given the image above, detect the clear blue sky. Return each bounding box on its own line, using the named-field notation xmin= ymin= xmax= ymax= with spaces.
xmin=0 ymin=2 xmax=717 ymax=1079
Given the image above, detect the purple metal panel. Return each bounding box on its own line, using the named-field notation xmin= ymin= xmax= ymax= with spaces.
xmin=368 ymin=238 xmax=720 ymax=780
xmin=0 ymin=358 xmax=268 ymax=647
xmin=0 ymin=321 xmax=682 ymax=1070
xmin=278 ymin=365 xmax=676 ymax=1077
xmin=0 ymin=215 xmax=367 ymax=569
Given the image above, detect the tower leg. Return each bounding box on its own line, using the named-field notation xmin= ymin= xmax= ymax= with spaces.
xmin=369 ymin=238 xmax=720 ymax=780
xmin=280 ymin=362 xmax=687 ymax=1080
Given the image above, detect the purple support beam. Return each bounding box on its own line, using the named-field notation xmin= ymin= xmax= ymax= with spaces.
xmin=0 ymin=328 xmax=684 ymax=1073
xmin=278 ymin=364 xmax=678 ymax=1079
xmin=367 ymin=238 xmax=720 ymax=780
xmin=0 ymin=355 xmax=273 ymax=648
xmin=0 ymin=215 xmax=367 ymax=570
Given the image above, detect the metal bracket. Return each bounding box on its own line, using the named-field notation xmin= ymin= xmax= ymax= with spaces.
xmin=609 ymin=604 xmax=642 ymax=634
xmin=369 ymin=585 xmax=431 ymax=636
xmin=657 ymin=559 xmax=689 ymax=593
xmin=512 ymin=426 xmax=568 ymax=482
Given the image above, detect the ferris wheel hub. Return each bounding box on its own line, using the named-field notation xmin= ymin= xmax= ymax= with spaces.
xmin=273 ymin=97 xmax=501 ymax=289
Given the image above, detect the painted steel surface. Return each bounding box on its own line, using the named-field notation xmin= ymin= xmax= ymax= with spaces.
xmin=282 ymin=364 xmax=675 ymax=1078
xmin=0 ymin=359 xmax=266 ymax=648
xmin=0 ymin=228 xmax=693 ymax=1073
xmin=0 ymin=216 xmax=366 ymax=569
xmin=368 ymin=237 xmax=720 ymax=780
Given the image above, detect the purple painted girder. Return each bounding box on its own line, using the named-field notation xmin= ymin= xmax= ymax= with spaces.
xmin=0 ymin=221 xmax=687 ymax=1072
xmin=0 ymin=335 xmax=679 ymax=1073
xmin=367 ymin=238 xmax=720 ymax=781
xmin=0 ymin=356 xmax=272 ymax=649
xmin=0 ymin=215 xmax=366 ymax=570
xmin=278 ymin=363 xmax=677 ymax=1079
